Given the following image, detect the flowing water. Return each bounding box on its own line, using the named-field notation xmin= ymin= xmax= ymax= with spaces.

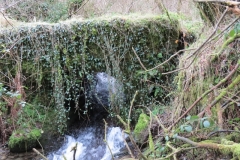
xmin=47 ymin=126 xmax=126 ymax=160
xmin=47 ymin=72 xmax=126 ymax=160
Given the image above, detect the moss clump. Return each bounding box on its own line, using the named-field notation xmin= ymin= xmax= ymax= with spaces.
xmin=134 ymin=113 xmax=150 ymax=144
xmin=8 ymin=128 xmax=41 ymax=152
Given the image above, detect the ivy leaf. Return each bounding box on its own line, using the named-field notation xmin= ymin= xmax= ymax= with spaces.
xmin=157 ymin=53 xmax=163 ymax=58
xmin=149 ymin=69 xmax=158 ymax=76
xmin=173 ymin=133 xmax=178 ymax=138
xmin=190 ymin=115 xmax=199 ymax=121
xmin=165 ymin=135 xmax=169 ymax=141
xmin=229 ymin=29 xmax=235 ymax=37
xmin=214 ymin=77 xmax=220 ymax=84
xmin=180 ymin=125 xmax=184 ymax=132
xmin=203 ymin=120 xmax=211 ymax=128
xmin=154 ymin=88 xmax=161 ymax=97
xmin=186 ymin=115 xmax=191 ymax=120
xmin=184 ymin=125 xmax=193 ymax=132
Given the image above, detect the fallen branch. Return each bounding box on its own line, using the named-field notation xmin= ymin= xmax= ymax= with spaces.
xmin=156 ymin=145 xmax=196 ymax=160
xmin=207 ymin=130 xmax=240 ymax=138
xmin=70 ymin=143 xmax=78 ymax=160
xmin=175 ymin=135 xmax=240 ymax=158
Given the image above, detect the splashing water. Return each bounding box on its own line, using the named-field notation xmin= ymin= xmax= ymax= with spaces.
xmin=48 ymin=127 xmax=125 ymax=160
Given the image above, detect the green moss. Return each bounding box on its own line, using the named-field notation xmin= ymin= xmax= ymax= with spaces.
xmin=149 ymin=132 xmax=154 ymax=152
xmin=134 ymin=113 xmax=150 ymax=134
xmin=134 ymin=113 xmax=150 ymax=143
xmin=8 ymin=128 xmax=41 ymax=152
xmin=218 ymin=139 xmax=240 ymax=159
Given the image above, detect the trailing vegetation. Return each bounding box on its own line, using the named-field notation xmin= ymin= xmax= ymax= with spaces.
xmin=0 ymin=13 xmax=180 ymax=152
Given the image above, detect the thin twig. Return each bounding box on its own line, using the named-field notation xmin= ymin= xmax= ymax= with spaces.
xmin=103 ymin=119 xmax=114 ymax=160
xmin=122 ymin=130 xmax=134 ymax=158
xmin=68 ymin=0 xmax=90 ymax=18
xmin=132 ymin=47 xmax=196 ymax=72
xmin=166 ymin=142 xmax=178 ymax=160
xmin=209 ymin=17 xmax=239 ymax=42
xmin=132 ymin=47 xmax=147 ymax=71
xmin=186 ymin=6 xmax=228 ymax=60
xmin=162 ymin=50 xmax=199 ymax=75
xmin=144 ymin=106 xmax=167 ymax=133
xmin=128 ymin=133 xmax=148 ymax=160
xmin=32 ymin=148 xmax=48 ymax=160
xmin=127 ymin=91 xmax=138 ymax=128
xmin=0 ymin=11 xmax=14 ymax=28
xmin=207 ymin=130 xmax=240 ymax=138
xmin=70 ymin=143 xmax=78 ymax=160
xmin=154 ymin=0 xmax=173 ymax=24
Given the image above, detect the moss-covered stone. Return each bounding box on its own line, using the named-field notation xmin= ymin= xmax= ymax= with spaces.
xmin=8 ymin=128 xmax=42 ymax=152
xmin=0 ymin=14 xmax=180 ymax=135
xmin=133 ymin=113 xmax=150 ymax=144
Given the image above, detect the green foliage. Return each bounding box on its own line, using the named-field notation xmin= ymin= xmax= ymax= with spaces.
xmin=134 ymin=113 xmax=150 ymax=133
xmin=0 ymin=83 xmax=7 ymax=116
xmin=230 ymin=23 xmax=240 ymax=37
xmin=178 ymin=115 xmax=213 ymax=133
xmin=133 ymin=113 xmax=150 ymax=143
xmin=0 ymin=15 xmax=179 ymax=134
xmin=8 ymin=128 xmax=41 ymax=152
xmin=17 ymin=103 xmax=46 ymax=129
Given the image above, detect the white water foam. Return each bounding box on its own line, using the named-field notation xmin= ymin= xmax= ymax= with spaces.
xmin=101 ymin=127 xmax=125 ymax=160
xmin=48 ymin=127 xmax=125 ymax=160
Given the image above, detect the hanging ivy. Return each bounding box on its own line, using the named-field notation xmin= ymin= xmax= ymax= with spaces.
xmin=0 ymin=14 xmax=180 ymax=133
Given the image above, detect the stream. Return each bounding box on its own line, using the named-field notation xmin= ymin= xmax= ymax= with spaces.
xmin=47 ymin=72 xmax=127 ymax=160
xmin=47 ymin=126 xmax=126 ymax=160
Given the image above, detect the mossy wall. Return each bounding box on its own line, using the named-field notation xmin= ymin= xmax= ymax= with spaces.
xmin=0 ymin=15 xmax=179 ymax=132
